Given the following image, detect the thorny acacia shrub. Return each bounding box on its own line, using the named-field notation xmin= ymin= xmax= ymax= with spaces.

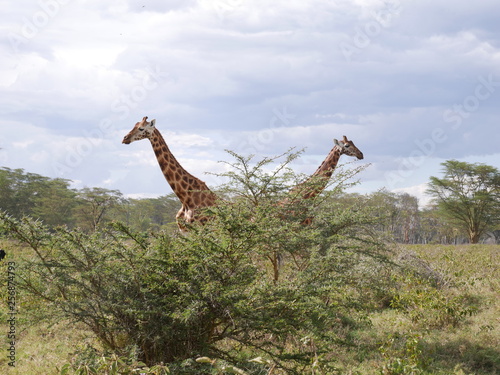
xmin=0 ymin=150 xmax=395 ymax=373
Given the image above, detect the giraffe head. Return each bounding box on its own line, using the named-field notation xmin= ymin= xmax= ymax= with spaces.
xmin=122 ymin=116 xmax=156 ymax=144
xmin=334 ymin=135 xmax=364 ymax=160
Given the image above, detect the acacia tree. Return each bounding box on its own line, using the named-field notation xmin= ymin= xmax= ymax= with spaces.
xmin=427 ymin=160 xmax=500 ymax=243
xmin=75 ymin=187 xmax=125 ymax=231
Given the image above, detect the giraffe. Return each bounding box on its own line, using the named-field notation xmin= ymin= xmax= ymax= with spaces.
xmin=122 ymin=116 xmax=219 ymax=231
xmin=282 ymin=135 xmax=364 ymax=224
xmin=264 ymin=135 xmax=364 ymax=282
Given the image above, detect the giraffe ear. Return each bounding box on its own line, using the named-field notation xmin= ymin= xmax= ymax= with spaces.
xmin=334 ymin=138 xmax=347 ymax=149
xmin=150 ymin=119 xmax=156 ymax=127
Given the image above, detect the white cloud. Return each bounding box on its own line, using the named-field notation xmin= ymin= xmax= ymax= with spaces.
xmin=54 ymin=46 xmax=126 ymax=69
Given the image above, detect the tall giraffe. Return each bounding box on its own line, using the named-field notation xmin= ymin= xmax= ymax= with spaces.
xmin=264 ymin=135 xmax=364 ymax=282
xmin=122 ymin=116 xmax=218 ymax=230
xmin=282 ymin=135 xmax=364 ymax=223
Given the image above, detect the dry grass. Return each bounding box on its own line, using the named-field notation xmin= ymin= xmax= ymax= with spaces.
xmin=0 ymin=320 xmax=97 ymax=374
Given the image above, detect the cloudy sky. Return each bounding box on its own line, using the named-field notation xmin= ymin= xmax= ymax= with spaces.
xmin=2 ymin=0 xmax=499 ymax=205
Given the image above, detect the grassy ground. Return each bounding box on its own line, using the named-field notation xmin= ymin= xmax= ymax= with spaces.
xmin=407 ymin=244 xmax=499 ymax=374
xmin=1 ymin=243 xmax=499 ymax=374
xmin=351 ymin=244 xmax=500 ymax=375
xmin=0 ymin=320 xmax=96 ymax=374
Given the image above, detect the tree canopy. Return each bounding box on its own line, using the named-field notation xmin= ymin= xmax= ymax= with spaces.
xmin=427 ymin=160 xmax=500 ymax=243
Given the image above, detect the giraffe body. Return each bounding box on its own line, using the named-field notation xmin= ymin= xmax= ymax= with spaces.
xmin=123 ymin=117 xmax=218 ymax=230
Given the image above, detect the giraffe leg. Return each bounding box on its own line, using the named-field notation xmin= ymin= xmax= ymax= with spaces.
xmin=176 ymin=206 xmax=188 ymax=232
xmin=185 ymin=209 xmax=195 ymax=224
xmin=176 ymin=206 xmax=186 ymax=221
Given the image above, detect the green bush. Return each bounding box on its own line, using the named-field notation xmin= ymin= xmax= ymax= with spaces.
xmin=379 ymin=331 xmax=428 ymax=375
xmin=1 ymin=150 xmax=392 ymax=374
xmin=388 ymin=272 xmax=478 ymax=329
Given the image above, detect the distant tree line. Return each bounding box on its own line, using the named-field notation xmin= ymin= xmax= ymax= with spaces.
xmin=1 ymin=161 xmax=499 ymax=244
xmin=0 ymin=167 xmax=180 ymax=233
xmin=325 ymin=190 xmax=499 ymax=244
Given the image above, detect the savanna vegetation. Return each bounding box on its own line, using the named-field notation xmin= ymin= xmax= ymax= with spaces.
xmin=0 ymin=153 xmax=499 ymax=374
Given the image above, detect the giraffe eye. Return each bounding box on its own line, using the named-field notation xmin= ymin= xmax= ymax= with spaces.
xmin=139 ymin=128 xmax=144 ymax=131
xmin=344 ymin=144 xmax=350 ymax=148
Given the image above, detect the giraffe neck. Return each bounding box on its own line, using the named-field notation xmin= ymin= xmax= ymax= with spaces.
xmin=149 ymin=128 xmax=211 ymax=205
xmin=312 ymin=145 xmax=342 ymax=178
xmin=295 ymin=145 xmax=342 ymax=200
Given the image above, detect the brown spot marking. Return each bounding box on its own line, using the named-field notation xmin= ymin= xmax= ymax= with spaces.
xmin=159 ymin=157 xmax=168 ymax=170
xmin=165 ymin=169 xmax=174 ymax=181
xmin=169 ymin=181 xmax=178 ymax=190
xmin=193 ymin=194 xmax=202 ymax=206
